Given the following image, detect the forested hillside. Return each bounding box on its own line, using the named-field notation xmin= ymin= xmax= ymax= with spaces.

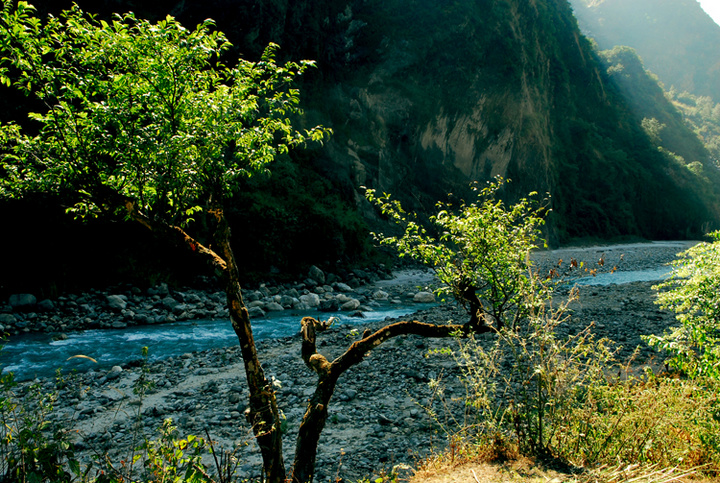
xmin=570 ymin=0 xmax=720 ymax=101
xmin=3 ymin=0 xmax=719 ymax=296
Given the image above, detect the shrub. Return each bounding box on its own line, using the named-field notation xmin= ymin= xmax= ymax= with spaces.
xmin=645 ymin=232 xmax=720 ymax=379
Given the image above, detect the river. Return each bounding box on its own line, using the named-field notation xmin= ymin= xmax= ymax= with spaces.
xmin=1 ymin=254 xmax=681 ymax=381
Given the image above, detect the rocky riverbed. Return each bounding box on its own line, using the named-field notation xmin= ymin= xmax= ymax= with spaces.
xmin=2 ymin=240 xmax=699 ymax=482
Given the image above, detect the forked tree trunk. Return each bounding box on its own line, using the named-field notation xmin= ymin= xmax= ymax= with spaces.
xmin=290 ymin=317 xmax=494 ymax=483
xmin=127 ymin=203 xmax=495 ymax=483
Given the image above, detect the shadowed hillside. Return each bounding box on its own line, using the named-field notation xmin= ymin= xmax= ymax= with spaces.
xmin=2 ymin=0 xmax=720 ymax=296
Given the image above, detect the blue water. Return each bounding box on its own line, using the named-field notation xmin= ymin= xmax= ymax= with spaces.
xmin=0 ymin=304 xmax=434 ymax=381
xmin=569 ymin=267 xmax=673 ymax=286
xmin=1 ymin=266 xmax=676 ymax=381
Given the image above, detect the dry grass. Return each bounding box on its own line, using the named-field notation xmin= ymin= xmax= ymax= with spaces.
xmin=409 ymin=457 xmax=720 ymax=483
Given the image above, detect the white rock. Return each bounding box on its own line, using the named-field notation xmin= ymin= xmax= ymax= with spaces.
xmin=299 ymin=293 xmax=321 ymax=307
xmin=413 ymin=292 xmax=435 ymax=303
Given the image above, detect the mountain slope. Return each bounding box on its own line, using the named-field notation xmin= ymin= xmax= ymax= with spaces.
xmin=569 ymin=0 xmax=720 ymax=101
xmin=4 ymin=0 xmax=720 ymax=294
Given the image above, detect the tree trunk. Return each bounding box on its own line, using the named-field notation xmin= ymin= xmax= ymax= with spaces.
xmin=215 ymin=216 xmax=286 ymax=483
xmin=126 ymin=202 xmax=287 ymax=482
xmin=290 ymin=317 xmax=493 ymax=483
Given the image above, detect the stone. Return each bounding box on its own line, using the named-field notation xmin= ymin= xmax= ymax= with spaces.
xmin=106 ymin=366 xmax=123 ymax=380
xmin=8 ymin=294 xmax=36 ymax=310
xmin=319 ymin=299 xmax=340 ymax=312
xmin=106 ymin=295 xmax=127 ymax=311
xmin=372 ymin=290 xmax=389 ymax=300
xmin=37 ymin=299 xmax=55 ymax=311
xmin=413 ymin=292 xmax=435 ymax=303
xmin=300 ymin=293 xmax=320 ymax=308
xmin=334 ymin=283 xmax=353 ymax=293
xmin=0 ymin=313 xmax=16 ymax=326
xmin=308 ymin=265 xmax=326 ymax=284
xmin=248 ymin=306 xmax=266 ymax=318
xmin=265 ymin=302 xmax=284 ymax=312
xmin=341 ymin=299 xmax=361 ymax=311
xmin=161 ymin=296 xmax=180 ymax=311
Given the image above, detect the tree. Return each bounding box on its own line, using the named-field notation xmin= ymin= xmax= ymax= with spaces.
xmin=0 ymin=3 xmax=328 ymax=481
xmin=0 ymin=4 xmax=554 ymax=482
xmin=645 ymin=233 xmax=720 ymax=379
xmin=366 ymin=180 xmax=553 ymax=330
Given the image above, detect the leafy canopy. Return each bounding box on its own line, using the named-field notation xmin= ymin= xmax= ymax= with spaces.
xmin=0 ymin=2 xmax=328 ymax=225
xmin=366 ymin=179 xmax=551 ymax=329
xmin=646 ymin=232 xmax=720 ymax=379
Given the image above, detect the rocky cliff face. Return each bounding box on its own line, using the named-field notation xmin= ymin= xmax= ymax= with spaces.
xmin=20 ymin=0 xmax=720 ymax=255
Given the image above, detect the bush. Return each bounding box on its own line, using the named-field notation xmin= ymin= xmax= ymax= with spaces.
xmin=645 ymin=232 xmax=720 ymax=379
xmin=367 ymin=178 xmax=552 ymax=330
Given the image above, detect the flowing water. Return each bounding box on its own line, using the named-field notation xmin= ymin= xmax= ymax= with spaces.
xmin=0 ymin=304 xmax=434 ymax=381
xmin=1 ymin=264 xmax=674 ymax=381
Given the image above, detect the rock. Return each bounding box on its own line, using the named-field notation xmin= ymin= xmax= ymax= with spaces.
xmin=161 ymin=296 xmax=180 ymax=311
xmin=37 ymin=299 xmax=55 ymax=311
xmin=413 ymin=292 xmax=435 ymax=303
xmin=308 ymin=265 xmax=326 ymax=284
xmin=0 ymin=313 xmax=16 ymax=326
xmin=341 ymin=299 xmax=361 ymax=311
xmin=9 ymin=294 xmax=36 ymax=310
xmin=299 ymin=293 xmax=321 ymax=307
xmin=319 ymin=299 xmax=340 ymax=312
xmin=334 ymin=283 xmax=353 ymax=293
xmin=265 ymin=302 xmax=285 ymax=312
xmin=248 ymin=306 xmax=266 ymax=318
xmin=148 ymin=283 xmax=169 ymax=297
xmin=372 ymin=290 xmax=389 ymax=300
xmin=106 ymin=366 xmax=123 ymax=380
xmin=106 ymin=295 xmax=127 ymax=311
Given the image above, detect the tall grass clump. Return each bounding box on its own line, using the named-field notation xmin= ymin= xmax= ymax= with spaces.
xmin=438 ymin=290 xmax=720 ymax=476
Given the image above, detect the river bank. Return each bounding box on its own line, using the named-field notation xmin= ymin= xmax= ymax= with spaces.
xmin=3 ymin=240 xmax=699 ymax=482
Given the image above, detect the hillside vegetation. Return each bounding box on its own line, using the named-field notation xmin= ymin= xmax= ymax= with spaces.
xmin=2 ymin=0 xmax=719 ymax=295
xmin=570 ymin=0 xmax=720 ymax=102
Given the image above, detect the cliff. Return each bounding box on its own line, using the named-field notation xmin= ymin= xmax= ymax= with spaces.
xmin=4 ymin=0 xmax=720 ymax=295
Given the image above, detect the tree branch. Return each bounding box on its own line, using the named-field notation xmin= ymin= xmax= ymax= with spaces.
xmin=292 ymin=315 xmax=495 ymax=482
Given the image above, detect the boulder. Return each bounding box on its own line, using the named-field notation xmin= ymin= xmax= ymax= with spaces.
xmin=105 ymin=295 xmax=127 ymax=311
xmin=299 ymin=293 xmax=321 ymax=308
xmin=341 ymin=299 xmax=361 ymax=311
xmin=372 ymin=290 xmax=389 ymax=300
xmin=161 ymin=296 xmax=180 ymax=311
xmin=264 ymin=302 xmax=284 ymax=312
xmin=334 ymin=282 xmax=353 ymax=293
xmin=8 ymin=294 xmax=36 ymax=310
xmin=0 ymin=313 xmax=16 ymax=326
xmin=319 ymin=299 xmax=340 ymax=312
xmin=413 ymin=292 xmax=435 ymax=303
xmin=37 ymin=299 xmax=55 ymax=311
xmin=308 ymin=265 xmax=326 ymax=284
xmin=106 ymin=366 xmax=123 ymax=380
xmin=248 ymin=306 xmax=266 ymax=318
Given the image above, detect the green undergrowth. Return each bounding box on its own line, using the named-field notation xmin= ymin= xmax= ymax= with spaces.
xmin=422 ymin=314 xmax=720 ymax=481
